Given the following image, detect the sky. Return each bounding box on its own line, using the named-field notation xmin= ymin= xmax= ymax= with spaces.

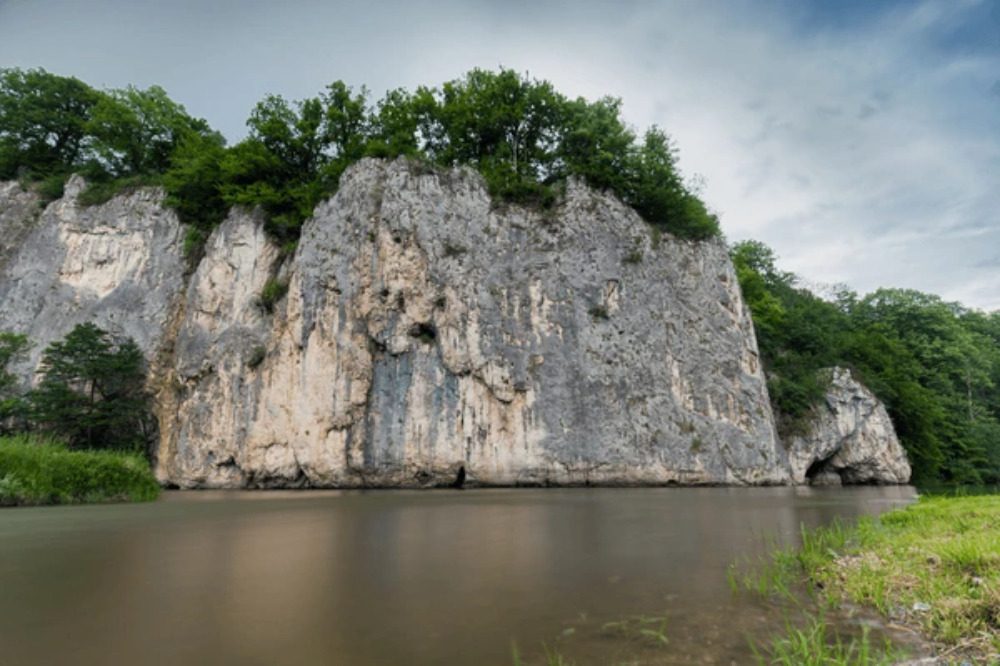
xmin=1 ymin=0 xmax=998 ymax=310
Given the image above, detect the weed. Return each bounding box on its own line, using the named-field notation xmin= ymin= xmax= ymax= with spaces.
xmin=589 ymin=305 xmax=610 ymax=321
xmin=77 ymin=174 xmax=159 ymax=207
xmin=183 ymin=227 xmax=207 ymax=260
xmin=753 ymin=614 xmax=899 ymax=666
xmin=257 ymin=278 xmax=289 ymax=314
xmin=247 ymin=345 xmax=267 ymax=369
xmin=600 ymin=614 xmax=669 ymax=647
xmin=649 ymin=226 xmax=663 ymax=250
xmin=622 ymin=248 xmax=643 ymax=265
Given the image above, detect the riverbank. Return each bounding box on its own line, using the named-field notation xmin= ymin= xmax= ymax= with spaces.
xmin=743 ymin=493 xmax=1000 ymax=664
xmin=0 ymin=436 xmax=159 ymax=506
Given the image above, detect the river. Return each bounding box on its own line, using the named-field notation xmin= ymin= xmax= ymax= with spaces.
xmin=0 ymin=486 xmax=916 ymax=665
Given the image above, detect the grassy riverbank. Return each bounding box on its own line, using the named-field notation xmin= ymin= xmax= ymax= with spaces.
xmin=737 ymin=494 xmax=1000 ymax=664
xmin=0 ymin=435 xmax=159 ymax=506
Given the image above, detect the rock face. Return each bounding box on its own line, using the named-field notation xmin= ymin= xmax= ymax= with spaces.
xmin=0 ymin=175 xmax=187 ymax=384
xmin=787 ymin=367 xmax=911 ymax=485
xmin=1 ymin=159 xmax=791 ymax=487
xmin=157 ymin=159 xmax=787 ymax=487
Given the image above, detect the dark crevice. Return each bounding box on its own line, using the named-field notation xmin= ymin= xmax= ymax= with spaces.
xmin=451 ymin=465 xmax=466 ymax=489
xmin=409 ymin=322 xmax=437 ymax=344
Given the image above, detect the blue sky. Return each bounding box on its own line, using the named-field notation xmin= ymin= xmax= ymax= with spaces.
xmin=1 ymin=0 xmax=998 ymax=310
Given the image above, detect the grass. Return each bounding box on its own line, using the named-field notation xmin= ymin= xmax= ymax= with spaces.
xmin=753 ymin=615 xmax=899 ymax=666
xmin=0 ymin=435 xmax=160 ymax=506
xmin=622 ymin=248 xmax=643 ymax=265
xmin=733 ymin=494 xmax=1000 ymax=663
xmin=511 ymin=642 xmax=575 ymax=666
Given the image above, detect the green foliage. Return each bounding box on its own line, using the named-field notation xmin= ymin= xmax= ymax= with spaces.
xmin=77 ymin=173 xmax=160 ymax=207
xmin=817 ymin=497 xmax=999 ymax=662
xmin=0 ymin=67 xmax=100 ymax=180
xmin=33 ymin=172 xmax=68 ymax=202
xmin=588 ymin=305 xmax=610 ymax=320
xmin=753 ymin=615 xmax=898 ymax=666
xmin=162 ymin=130 xmax=228 ymax=241
xmin=2 ymin=66 xmax=721 ymax=246
xmin=246 ymin=345 xmax=267 ymax=369
xmin=0 ymin=332 xmax=30 ymax=430
xmin=257 ymin=278 xmax=289 ymax=313
xmin=86 ymin=85 xmax=217 ymax=178
xmin=732 ymin=240 xmax=1000 ymax=484
xmin=218 ymin=83 xmax=369 ymax=242
xmin=626 ymin=127 xmax=720 ymax=240
xmin=0 ymin=435 xmax=159 ymax=506
xmin=29 ymin=323 xmax=153 ymax=453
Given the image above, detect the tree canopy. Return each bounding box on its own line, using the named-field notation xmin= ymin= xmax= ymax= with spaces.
xmin=0 ymin=66 xmax=720 ymax=248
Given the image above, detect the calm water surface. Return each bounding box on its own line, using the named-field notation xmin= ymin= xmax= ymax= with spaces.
xmin=0 ymin=486 xmax=916 ymax=665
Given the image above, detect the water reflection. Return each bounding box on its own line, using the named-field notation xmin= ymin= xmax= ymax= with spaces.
xmin=0 ymin=486 xmax=916 ymax=665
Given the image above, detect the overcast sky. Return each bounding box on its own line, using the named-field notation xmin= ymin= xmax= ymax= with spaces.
xmin=2 ymin=0 xmax=998 ymax=310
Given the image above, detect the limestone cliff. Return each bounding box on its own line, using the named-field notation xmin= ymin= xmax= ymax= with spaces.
xmin=787 ymin=367 xmax=911 ymax=485
xmin=1 ymin=159 xmax=791 ymax=487
xmin=0 ymin=175 xmax=186 ymax=383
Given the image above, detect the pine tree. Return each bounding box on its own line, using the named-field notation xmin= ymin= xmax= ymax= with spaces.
xmin=29 ymin=323 xmax=152 ymax=452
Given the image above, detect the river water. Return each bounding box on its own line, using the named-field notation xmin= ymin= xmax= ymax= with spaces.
xmin=0 ymin=486 xmax=916 ymax=665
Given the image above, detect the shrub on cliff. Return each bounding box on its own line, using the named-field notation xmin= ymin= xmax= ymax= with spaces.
xmin=29 ymin=323 xmax=153 ymax=454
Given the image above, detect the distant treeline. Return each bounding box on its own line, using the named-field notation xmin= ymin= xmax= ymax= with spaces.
xmin=0 ymin=67 xmax=720 ymax=253
xmin=733 ymin=241 xmax=1000 ymax=485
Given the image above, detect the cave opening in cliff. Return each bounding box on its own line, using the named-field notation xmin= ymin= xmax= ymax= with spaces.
xmin=805 ymin=456 xmax=837 ymax=482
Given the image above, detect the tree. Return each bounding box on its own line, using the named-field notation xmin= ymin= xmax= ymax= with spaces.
xmin=86 ymin=84 xmax=216 ymax=178
xmin=319 ymin=81 xmax=369 ymax=184
xmin=557 ymin=95 xmax=634 ymax=193
xmin=0 ymin=332 xmax=30 ymax=431
xmin=0 ymin=67 xmax=101 ymax=179
xmin=29 ymin=323 xmax=152 ymax=453
xmin=627 ymin=127 xmax=720 ymax=239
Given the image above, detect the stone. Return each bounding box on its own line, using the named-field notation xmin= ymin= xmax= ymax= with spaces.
xmin=787 ymin=367 xmax=911 ymax=485
xmin=0 ymin=175 xmax=187 ymax=388
xmin=156 ymin=159 xmax=788 ymax=487
xmin=1 ymin=159 xmax=791 ymax=488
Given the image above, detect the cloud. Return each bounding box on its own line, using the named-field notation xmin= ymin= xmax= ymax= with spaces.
xmin=0 ymin=0 xmax=997 ymax=310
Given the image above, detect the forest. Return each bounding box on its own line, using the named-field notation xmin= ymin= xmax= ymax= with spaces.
xmin=1 ymin=67 xmax=998 ymax=485
xmin=733 ymin=241 xmax=1000 ymax=484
